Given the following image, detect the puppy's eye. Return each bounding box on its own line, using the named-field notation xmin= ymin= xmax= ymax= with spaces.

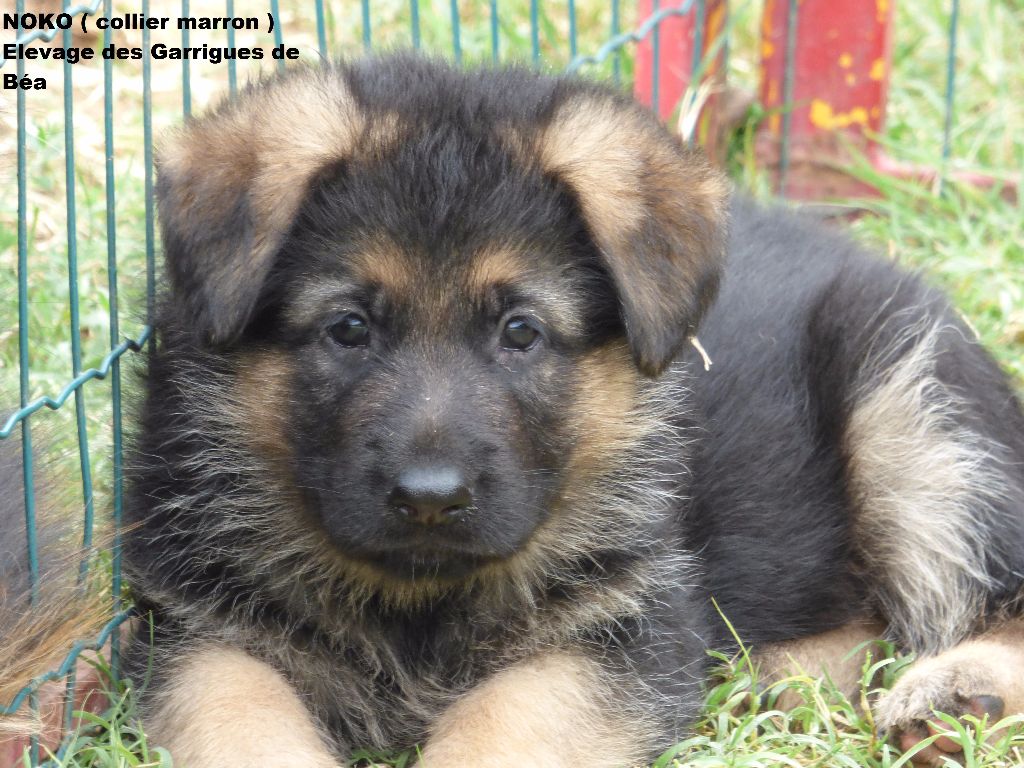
xmin=328 ymin=313 xmax=370 ymax=347
xmin=500 ymin=316 xmax=541 ymax=351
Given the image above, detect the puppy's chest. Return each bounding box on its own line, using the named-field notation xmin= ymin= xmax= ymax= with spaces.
xmin=281 ymin=606 xmax=523 ymax=749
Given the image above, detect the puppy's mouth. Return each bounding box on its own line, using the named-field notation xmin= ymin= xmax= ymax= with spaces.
xmin=348 ymin=524 xmax=517 ymax=582
xmin=361 ymin=546 xmax=501 ymax=581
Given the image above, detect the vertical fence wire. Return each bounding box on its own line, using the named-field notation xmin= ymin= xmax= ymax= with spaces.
xmin=61 ymin=0 xmax=86 ymax=748
xmin=143 ymin=0 xmax=156 ymax=340
xmin=530 ymin=0 xmax=540 ymax=64
xmin=490 ymin=0 xmax=500 ymax=62
xmin=411 ymin=0 xmax=422 ymax=49
xmin=227 ymin=0 xmax=238 ymax=94
xmin=778 ymin=0 xmax=799 ymax=197
xmin=683 ymin=0 xmax=707 ymax=136
xmin=691 ymin=0 xmax=705 ymax=82
xmin=939 ymin=0 xmax=960 ymax=195
xmin=451 ymin=0 xmax=462 ymax=63
xmin=181 ymin=0 xmax=192 ymax=116
xmin=14 ymin=0 xmax=37 ymax=612
xmin=60 ymin=670 xmax=77 ymax=747
xmin=62 ymin=1 xmax=96 ymax=584
xmin=720 ymin=2 xmax=730 ymax=80
xmin=13 ymin=12 xmax=42 ymax=760
xmin=362 ymin=0 xmax=372 ymax=49
xmin=652 ymin=0 xmax=661 ymax=116
xmin=568 ymin=0 xmax=578 ymax=59
xmin=270 ymin=0 xmax=285 ymax=71
xmin=104 ymin=0 xmax=124 ymax=678
xmin=611 ymin=0 xmax=621 ymax=83
xmin=315 ymin=0 xmax=328 ymax=58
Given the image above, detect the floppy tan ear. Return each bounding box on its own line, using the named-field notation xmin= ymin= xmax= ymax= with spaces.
xmin=155 ymin=68 xmax=368 ymax=344
xmin=538 ymin=89 xmax=729 ymax=377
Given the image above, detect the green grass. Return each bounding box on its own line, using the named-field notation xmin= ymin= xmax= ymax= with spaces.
xmin=2 ymin=0 xmax=1023 ymax=765
xmin=665 ymin=649 xmax=1024 ymax=767
xmin=42 ymin=645 xmax=1024 ymax=767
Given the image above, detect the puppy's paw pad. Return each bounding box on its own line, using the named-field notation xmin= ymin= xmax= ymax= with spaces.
xmin=877 ymin=661 xmax=1004 ymax=766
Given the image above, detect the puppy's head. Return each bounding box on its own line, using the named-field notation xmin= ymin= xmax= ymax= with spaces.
xmin=156 ymin=57 xmax=728 ymax=586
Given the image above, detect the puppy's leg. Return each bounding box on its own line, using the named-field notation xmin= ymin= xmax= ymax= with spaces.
xmin=834 ymin=315 xmax=1024 ymax=763
xmin=145 ymin=644 xmax=341 ymax=768
xmin=418 ymin=652 xmax=648 ymax=768
xmin=754 ymin=620 xmax=887 ymax=709
xmin=842 ymin=320 xmax=1023 ymax=656
xmin=876 ymin=619 xmax=1024 ymax=766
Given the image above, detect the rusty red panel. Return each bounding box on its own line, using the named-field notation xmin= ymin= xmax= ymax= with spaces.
xmin=757 ymin=0 xmax=895 ymax=197
xmin=760 ymin=0 xmax=893 ymax=140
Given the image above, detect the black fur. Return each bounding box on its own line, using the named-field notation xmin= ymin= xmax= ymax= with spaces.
xmin=685 ymin=198 xmax=1024 ymax=646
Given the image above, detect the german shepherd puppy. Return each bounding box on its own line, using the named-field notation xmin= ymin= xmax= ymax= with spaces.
xmin=117 ymin=54 xmax=1024 ymax=767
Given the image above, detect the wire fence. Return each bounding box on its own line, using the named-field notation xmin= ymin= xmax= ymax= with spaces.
xmin=0 ymin=0 xmax=971 ymax=761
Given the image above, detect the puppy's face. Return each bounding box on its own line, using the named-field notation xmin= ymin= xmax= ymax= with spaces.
xmin=154 ymin=58 xmax=728 ymax=586
xmin=269 ymin=151 xmax=615 ymax=580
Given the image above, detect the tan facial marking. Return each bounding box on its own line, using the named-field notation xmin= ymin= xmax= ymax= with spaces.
xmin=234 ymin=350 xmax=297 ymax=476
xmin=345 ymin=240 xmax=416 ymax=294
xmin=464 ymin=247 xmax=529 ymax=293
xmin=565 ymin=343 xmax=642 ymax=482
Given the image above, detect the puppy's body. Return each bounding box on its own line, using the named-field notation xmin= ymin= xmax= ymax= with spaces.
xmin=115 ymin=56 xmax=1024 ymax=766
xmin=689 ymin=198 xmax=1024 ymax=652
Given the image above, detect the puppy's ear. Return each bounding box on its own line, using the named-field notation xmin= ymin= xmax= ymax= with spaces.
xmin=155 ymin=70 xmax=366 ymax=344
xmin=539 ymin=90 xmax=729 ymax=377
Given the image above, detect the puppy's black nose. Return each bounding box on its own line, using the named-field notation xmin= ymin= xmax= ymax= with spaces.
xmin=389 ymin=466 xmax=472 ymax=525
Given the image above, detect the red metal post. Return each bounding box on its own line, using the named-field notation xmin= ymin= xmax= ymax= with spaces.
xmin=755 ymin=0 xmax=1017 ymax=199
xmin=635 ymin=0 xmax=1017 ymax=200
xmin=757 ymin=0 xmax=894 ymax=198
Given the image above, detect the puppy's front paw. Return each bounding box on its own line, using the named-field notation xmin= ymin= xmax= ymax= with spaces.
xmin=876 ymin=652 xmax=1006 ymax=766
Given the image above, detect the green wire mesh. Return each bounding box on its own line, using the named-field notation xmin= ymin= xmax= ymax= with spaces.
xmin=0 ymin=0 xmax=964 ymax=759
